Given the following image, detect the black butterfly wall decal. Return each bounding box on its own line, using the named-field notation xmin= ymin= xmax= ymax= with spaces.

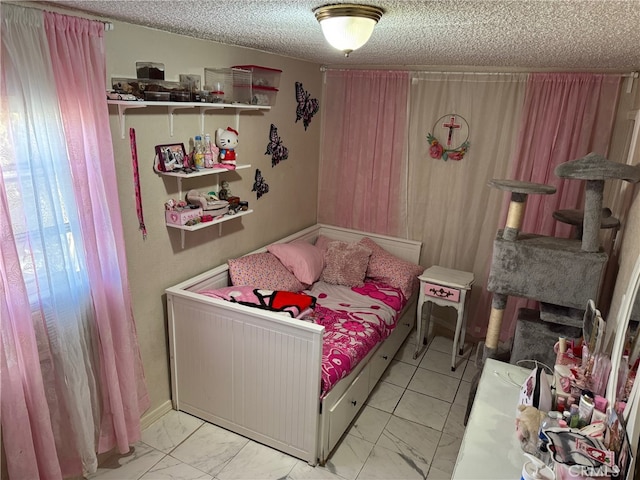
xmin=252 ymin=169 xmax=269 ymax=199
xmin=265 ymin=124 xmax=289 ymax=167
xmin=295 ymin=82 xmax=319 ymax=131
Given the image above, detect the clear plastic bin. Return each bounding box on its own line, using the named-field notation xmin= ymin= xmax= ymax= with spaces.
xmin=232 ymin=65 xmax=282 ymax=89
xmin=251 ymin=86 xmax=278 ymax=106
xmin=203 ymin=68 xmax=233 ymax=103
xmin=204 ymin=67 xmax=253 ymax=104
xmin=136 ymin=62 xmax=165 ymax=80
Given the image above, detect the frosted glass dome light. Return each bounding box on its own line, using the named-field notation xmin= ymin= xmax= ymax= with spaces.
xmin=313 ymin=4 xmax=384 ymax=57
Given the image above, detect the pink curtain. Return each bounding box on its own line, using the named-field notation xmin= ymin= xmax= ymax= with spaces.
xmin=44 ymin=11 xmax=150 ymax=453
xmin=470 ymin=73 xmax=622 ymax=341
xmin=318 ymin=70 xmax=409 ymax=237
xmin=0 ymin=6 xmax=148 ymax=478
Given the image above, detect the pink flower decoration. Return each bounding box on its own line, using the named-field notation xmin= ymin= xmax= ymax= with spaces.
xmin=448 ymin=151 xmax=463 ymax=161
xmin=430 ymin=142 xmax=444 ymax=159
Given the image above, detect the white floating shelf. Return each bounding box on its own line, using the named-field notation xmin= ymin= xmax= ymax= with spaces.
xmin=159 ymin=164 xmax=251 ymax=179
xmin=167 ymin=209 xmax=254 ymax=248
xmin=159 ymin=164 xmax=251 ymax=197
xmin=107 ymin=100 xmax=270 ymax=138
xmin=166 ymin=209 xmax=253 ymax=232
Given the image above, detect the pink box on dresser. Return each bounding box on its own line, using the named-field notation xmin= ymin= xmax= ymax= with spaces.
xmin=165 ymin=207 xmax=203 ymax=225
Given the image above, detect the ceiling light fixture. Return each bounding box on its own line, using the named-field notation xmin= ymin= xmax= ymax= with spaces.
xmin=313 ymin=3 xmax=384 ymax=57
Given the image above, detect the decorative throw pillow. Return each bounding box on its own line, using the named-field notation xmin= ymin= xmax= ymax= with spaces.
xmin=320 ymin=241 xmax=372 ymax=287
xmin=267 ymin=241 xmax=325 ymax=285
xmin=228 ymin=252 xmax=305 ymax=292
xmin=358 ymin=237 xmax=424 ymax=298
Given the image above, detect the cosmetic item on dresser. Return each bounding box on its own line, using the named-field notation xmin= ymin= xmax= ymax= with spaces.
xmin=537 ymin=411 xmax=561 ymax=464
xmin=521 ymin=453 xmax=554 ymax=480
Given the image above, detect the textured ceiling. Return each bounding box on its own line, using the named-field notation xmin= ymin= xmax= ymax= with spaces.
xmin=43 ymin=0 xmax=640 ymax=70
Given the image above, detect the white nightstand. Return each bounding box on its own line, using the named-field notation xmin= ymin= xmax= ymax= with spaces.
xmin=414 ymin=266 xmax=474 ymax=371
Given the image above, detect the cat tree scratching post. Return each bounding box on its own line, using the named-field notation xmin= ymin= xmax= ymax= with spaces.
xmin=466 ymin=154 xmax=640 ymax=426
xmin=555 ymin=152 xmax=640 ymax=250
xmin=483 ymin=180 xmax=557 ymax=358
xmin=552 ymin=208 xmax=619 ymax=242
xmin=501 ymin=154 xmax=640 ymax=366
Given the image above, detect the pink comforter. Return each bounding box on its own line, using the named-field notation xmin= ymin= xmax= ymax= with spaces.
xmin=199 ymin=279 xmax=408 ymax=397
xmin=303 ymin=280 xmax=407 ymax=396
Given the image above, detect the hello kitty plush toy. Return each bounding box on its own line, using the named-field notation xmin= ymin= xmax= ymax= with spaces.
xmin=216 ymin=127 xmax=238 ymax=168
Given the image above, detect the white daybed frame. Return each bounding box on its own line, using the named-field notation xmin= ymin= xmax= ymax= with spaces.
xmin=166 ymin=224 xmax=422 ymax=465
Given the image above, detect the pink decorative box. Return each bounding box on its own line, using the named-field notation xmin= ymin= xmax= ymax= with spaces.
xmin=165 ymin=207 xmax=202 ymax=225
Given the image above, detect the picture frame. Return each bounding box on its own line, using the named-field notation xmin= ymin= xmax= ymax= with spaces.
xmin=155 ymin=143 xmax=186 ymax=172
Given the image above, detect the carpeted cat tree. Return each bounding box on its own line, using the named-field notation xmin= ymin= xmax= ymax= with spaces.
xmin=465 ymin=152 xmax=640 ymax=424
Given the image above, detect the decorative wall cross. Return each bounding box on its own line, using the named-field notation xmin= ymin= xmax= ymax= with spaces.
xmin=442 ymin=116 xmax=461 ymax=146
xmin=426 ymin=113 xmax=470 ymax=162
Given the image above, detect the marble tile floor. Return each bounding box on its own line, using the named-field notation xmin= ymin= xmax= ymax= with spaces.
xmin=88 ymin=334 xmax=479 ymax=480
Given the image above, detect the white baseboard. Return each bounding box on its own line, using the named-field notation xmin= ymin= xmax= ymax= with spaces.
xmin=140 ymin=399 xmax=173 ymax=430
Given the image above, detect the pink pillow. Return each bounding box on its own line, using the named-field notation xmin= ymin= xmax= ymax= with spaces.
xmin=314 ymin=234 xmax=333 ymax=255
xmin=267 ymin=241 xmax=324 ymax=285
xmin=228 ymin=252 xmax=305 ymax=292
xmin=359 ymin=237 xmax=424 ymax=298
xmin=320 ymin=241 xmax=372 ymax=287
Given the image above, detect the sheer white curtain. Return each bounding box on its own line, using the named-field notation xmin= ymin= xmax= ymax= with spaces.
xmin=1 ymin=5 xmax=148 ymax=478
xmin=2 ymin=6 xmax=98 ymax=476
xmin=407 ymin=73 xmax=528 ymax=336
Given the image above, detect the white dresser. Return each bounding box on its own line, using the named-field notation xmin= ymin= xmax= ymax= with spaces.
xmin=452 ymin=358 xmax=532 ymax=479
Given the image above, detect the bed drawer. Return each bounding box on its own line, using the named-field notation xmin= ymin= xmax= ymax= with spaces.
xmin=369 ymin=346 xmax=394 ymax=390
xmin=328 ymin=366 xmax=369 ymax=450
xmin=369 ymin=318 xmax=414 ymax=390
xmin=387 ymin=316 xmax=415 ymax=356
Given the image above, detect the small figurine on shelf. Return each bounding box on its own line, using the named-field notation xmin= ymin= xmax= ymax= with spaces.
xmin=216 ymin=127 xmax=238 ymax=169
xmin=218 ymin=181 xmax=230 ymax=200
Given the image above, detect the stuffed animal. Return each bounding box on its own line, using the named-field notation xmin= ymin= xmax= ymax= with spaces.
xmin=216 ymin=127 xmax=238 ymax=167
xmin=515 ymin=405 xmax=546 ymax=455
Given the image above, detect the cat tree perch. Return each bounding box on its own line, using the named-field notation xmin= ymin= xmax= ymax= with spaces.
xmin=483 ymin=153 xmax=640 ymax=362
